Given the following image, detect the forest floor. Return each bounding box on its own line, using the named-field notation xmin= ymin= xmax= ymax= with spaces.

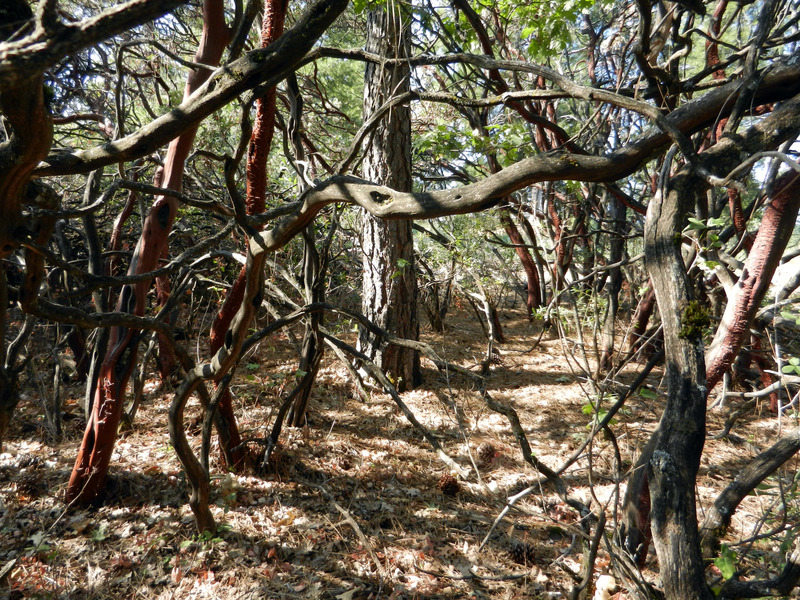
xmin=0 ymin=306 xmax=796 ymax=599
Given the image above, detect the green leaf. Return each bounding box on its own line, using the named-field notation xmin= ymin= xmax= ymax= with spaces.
xmin=707 ymin=217 xmax=727 ymax=228
xmin=714 ymin=544 xmax=736 ymax=580
xmin=638 ymin=387 xmax=657 ymax=400
xmin=687 ymin=217 xmax=706 ymax=230
xmin=352 ymin=0 xmax=374 ymax=14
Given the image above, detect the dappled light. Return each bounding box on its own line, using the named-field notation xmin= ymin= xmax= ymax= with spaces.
xmin=1 ymin=0 xmax=800 ymax=598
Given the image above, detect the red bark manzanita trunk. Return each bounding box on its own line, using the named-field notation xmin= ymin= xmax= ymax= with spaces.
xmin=500 ymin=209 xmax=541 ymax=315
xmin=704 ymin=0 xmax=752 ymax=249
xmin=622 ymin=173 xmax=800 ymax=567
xmin=629 ymin=284 xmax=656 ymax=353
xmin=65 ymin=0 xmax=229 ymax=505
xmin=705 ymin=171 xmax=800 ymax=392
xmin=0 ymin=3 xmax=53 ymax=261
xmin=206 ymin=0 xmax=288 ymax=470
xmin=0 ymin=0 xmax=53 ymax=447
xmin=749 ymin=333 xmax=780 ymax=412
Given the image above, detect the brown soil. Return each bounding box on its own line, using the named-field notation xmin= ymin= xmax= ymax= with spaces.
xmin=1 ymin=308 xmax=797 ymax=599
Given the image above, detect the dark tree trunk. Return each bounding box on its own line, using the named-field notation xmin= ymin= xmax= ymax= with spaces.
xmin=620 ymin=97 xmax=800 ymax=597
xmin=155 ymin=265 xmax=178 ymax=380
xmin=0 ymin=2 xmax=52 ymax=260
xmin=66 ymin=0 xmax=229 ymax=504
xmin=417 ymin=254 xmax=452 ymax=333
xmin=644 ymin=172 xmax=714 ymax=600
xmin=207 ymin=267 xmax=248 ymax=469
xmin=80 ymin=168 xmax=108 ymax=416
xmin=285 ymin=242 xmax=323 ymax=427
xmin=0 ymin=1 xmax=53 ymax=448
xmin=358 ymin=6 xmax=420 ymax=392
xmin=285 ymin=73 xmax=325 ymax=428
xmin=598 ymin=195 xmax=626 ymax=372
xmin=701 ymin=428 xmax=800 ymax=556
xmin=0 ymin=269 xmax=17 ymax=450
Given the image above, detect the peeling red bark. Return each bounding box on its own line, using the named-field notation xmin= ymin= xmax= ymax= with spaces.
xmin=207 ymin=0 xmax=288 ymax=470
xmin=705 ymin=172 xmax=800 ymax=393
xmin=500 ymin=209 xmax=542 ymax=316
xmin=704 ymin=1 xmax=753 ymax=250
xmin=629 ymin=285 xmax=656 ymax=353
xmin=749 ymin=334 xmax=779 ymax=412
xmin=66 ymin=0 xmax=229 ymax=505
xmin=705 ymin=1 xmax=728 ymax=82
xmin=0 ymin=56 xmax=53 ymax=258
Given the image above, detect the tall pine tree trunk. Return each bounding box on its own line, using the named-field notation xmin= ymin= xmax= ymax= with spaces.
xmin=358 ymin=4 xmax=420 ymax=392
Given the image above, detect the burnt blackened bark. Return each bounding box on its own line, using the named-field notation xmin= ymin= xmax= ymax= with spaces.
xmin=701 ymin=428 xmax=800 ymax=556
xmin=358 ymin=6 xmax=420 ymax=392
xmin=644 ymin=172 xmax=714 ymax=600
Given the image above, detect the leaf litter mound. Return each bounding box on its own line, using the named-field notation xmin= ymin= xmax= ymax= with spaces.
xmin=0 ymin=308 xmax=796 ymax=599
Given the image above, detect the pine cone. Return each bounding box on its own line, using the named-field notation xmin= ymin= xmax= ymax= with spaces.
xmin=477 ymin=442 xmax=497 ymax=466
xmin=438 ymin=473 xmax=461 ymax=496
xmin=508 ymin=542 xmax=535 ymax=565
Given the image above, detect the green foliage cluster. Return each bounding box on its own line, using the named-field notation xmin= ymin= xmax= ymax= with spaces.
xmin=508 ymin=0 xmax=604 ymax=59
